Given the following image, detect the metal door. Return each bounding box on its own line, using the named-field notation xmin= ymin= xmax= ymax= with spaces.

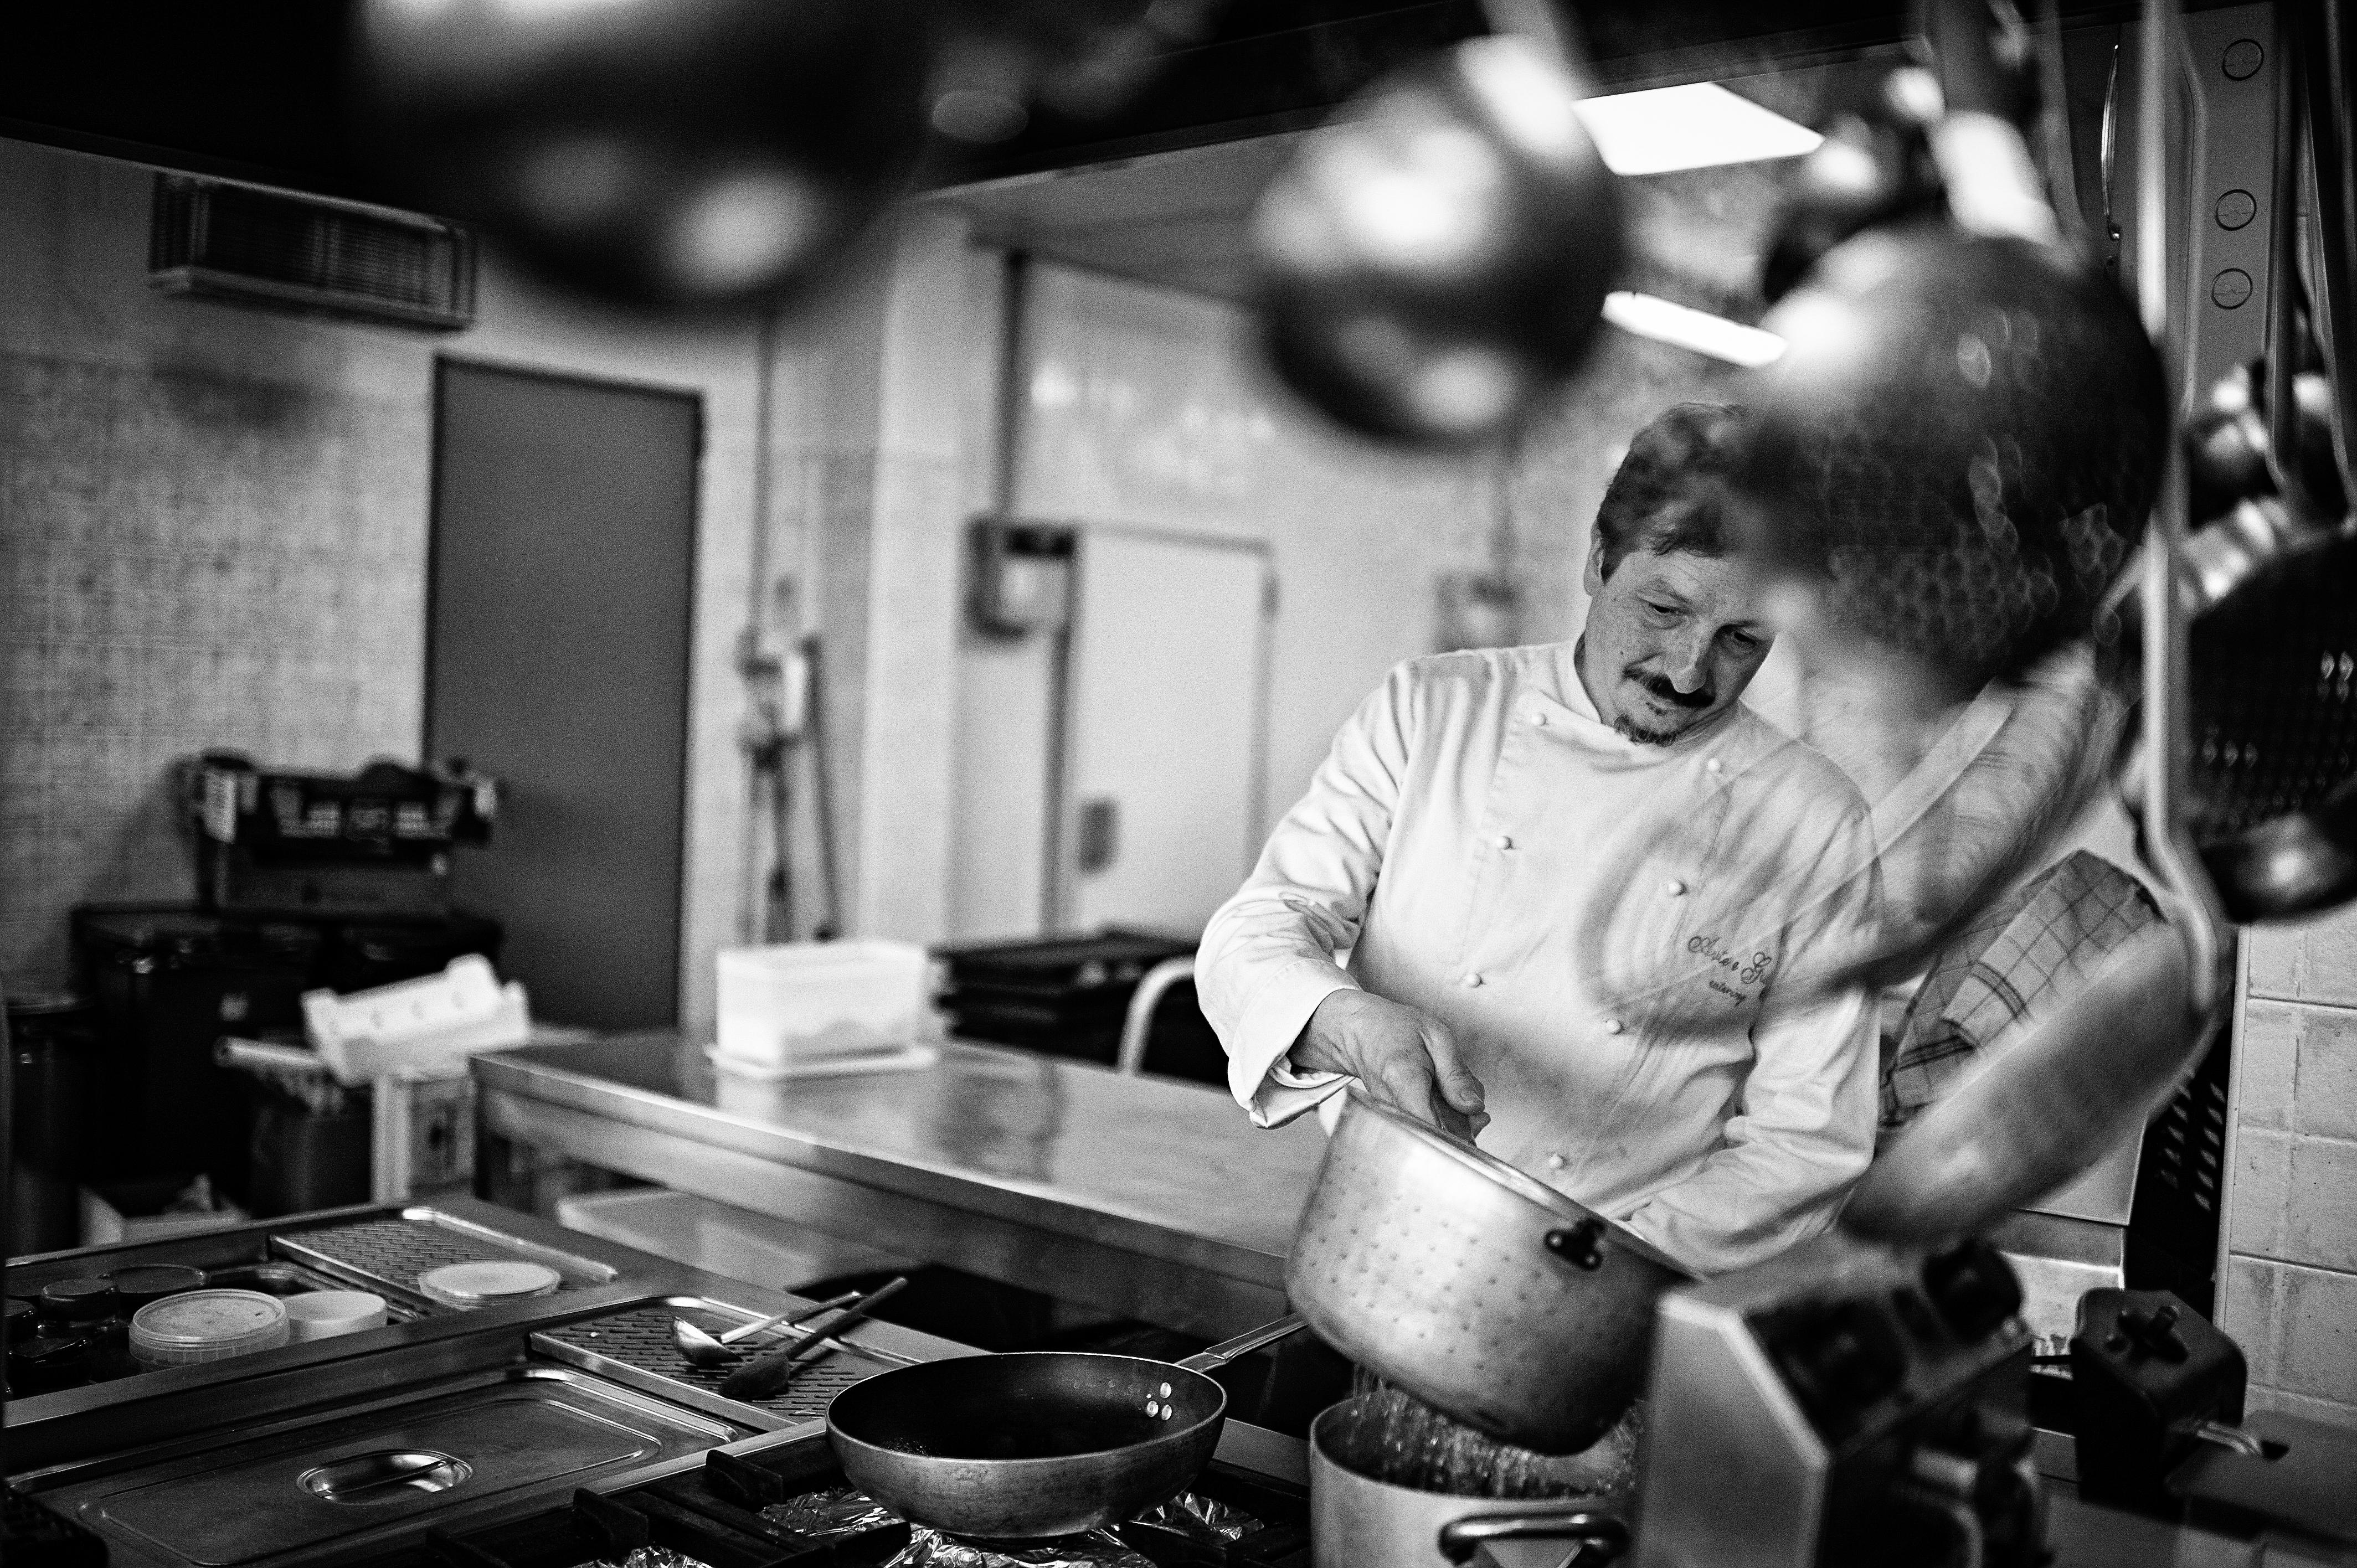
xmin=1059 ymin=526 xmax=1274 ymax=937
xmin=425 ymin=359 xmax=699 ymax=1028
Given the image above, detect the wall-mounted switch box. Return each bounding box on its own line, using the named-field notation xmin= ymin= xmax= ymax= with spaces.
xmin=969 ymin=517 xmax=1076 ymax=636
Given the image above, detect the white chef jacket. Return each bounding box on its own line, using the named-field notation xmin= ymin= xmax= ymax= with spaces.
xmin=1197 ymin=641 xmax=1881 ymax=1275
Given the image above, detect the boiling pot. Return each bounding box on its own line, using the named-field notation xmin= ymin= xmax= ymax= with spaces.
xmin=1310 ymin=1400 xmax=1629 ymax=1568
xmin=1286 ymin=1090 xmax=1691 ymax=1454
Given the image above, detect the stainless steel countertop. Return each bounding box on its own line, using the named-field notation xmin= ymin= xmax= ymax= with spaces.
xmin=473 ymin=1034 xmax=1329 ymax=1332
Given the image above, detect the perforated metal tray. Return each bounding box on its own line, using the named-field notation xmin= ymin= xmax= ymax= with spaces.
xmin=271 ymin=1208 xmax=617 ymax=1310
xmin=533 ymin=1297 xmax=919 ymax=1430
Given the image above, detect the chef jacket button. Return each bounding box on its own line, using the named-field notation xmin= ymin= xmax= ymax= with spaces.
xmin=1664 ymin=878 xmax=1686 ymax=896
xmin=1462 ymin=972 xmax=1484 ymax=988
xmin=1602 ymin=1018 xmax=1624 ymax=1034
xmin=1494 ymin=833 xmax=1514 ymax=850
xmin=1531 ymin=710 xmax=1549 ymax=727
xmin=1546 ymin=1152 xmax=1567 ymax=1170
xmin=1705 ymin=757 xmax=1723 ymax=775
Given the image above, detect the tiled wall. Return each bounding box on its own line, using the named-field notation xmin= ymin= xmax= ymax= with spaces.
xmin=0 ymin=136 xmax=767 ymax=1035
xmin=1 ymin=352 xmax=428 ymax=984
xmin=2223 ymin=919 xmax=2357 ymax=1426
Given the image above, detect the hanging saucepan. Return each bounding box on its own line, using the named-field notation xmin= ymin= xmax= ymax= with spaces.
xmin=1285 ymin=1090 xmax=1692 ymax=1456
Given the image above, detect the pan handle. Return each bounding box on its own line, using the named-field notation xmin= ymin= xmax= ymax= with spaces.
xmin=1175 ymin=1313 xmax=1311 ymax=1373
xmin=1438 ymin=1504 xmax=1629 ymax=1565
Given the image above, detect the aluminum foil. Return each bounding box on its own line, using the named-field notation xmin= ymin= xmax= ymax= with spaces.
xmin=760 ymin=1487 xmax=904 ymax=1539
xmin=595 ymin=1549 xmax=713 ymax=1568
xmin=1131 ymin=1493 xmax=1262 ymax=1544
xmin=884 ymin=1526 xmax=1152 ymax=1568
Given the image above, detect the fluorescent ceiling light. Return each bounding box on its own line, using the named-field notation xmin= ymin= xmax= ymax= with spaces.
xmin=1602 ymin=291 xmax=1787 ymax=368
xmin=1575 ymin=82 xmax=1823 ymax=176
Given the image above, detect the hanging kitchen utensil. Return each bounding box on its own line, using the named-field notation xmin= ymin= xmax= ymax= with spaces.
xmin=824 ymin=1313 xmax=1309 ymax=1539
xmin=351 ymin=0 xmax=936 ymax=311
xmin=2121 ymin=9 xmax=2357 ymax=925
xmin=1843 ymin=0 xmax=2230 ymax=1242
xmin=1733 ymin=0 xmax=2165 ymax=712
xmin=1762 ymin=70 xmax=1948 ymax=303
xmin=2295 ymin=0 xmax=2357 ymax=504
xmin=1735 ymin=225 xmax=2163 ymax=708
xmin=1248 ymin=1 xmax=1623 ymax=448
xmin=1285 ymin=1090 xmax=1691 ymax=1456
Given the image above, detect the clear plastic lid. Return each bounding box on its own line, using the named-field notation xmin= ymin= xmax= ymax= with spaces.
xmin=130 ymin=1290 xmax=290 ymax=1364
xmin=416 ymin=1262 xmax=560 ymax=1307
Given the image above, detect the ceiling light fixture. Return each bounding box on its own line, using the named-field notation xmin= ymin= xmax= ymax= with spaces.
xmin=1574 ymin=82 xmax=1823 ymax=177
xmin=1602 ymin=291 xmax=1787 ymax=367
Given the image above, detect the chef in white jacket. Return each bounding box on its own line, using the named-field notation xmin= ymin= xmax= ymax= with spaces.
xmin=1198 ymin=403 xmax=1880 ymax=1275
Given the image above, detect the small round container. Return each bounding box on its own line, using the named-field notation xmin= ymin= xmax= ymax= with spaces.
xmin=109 ymin=1264 xmax=207 ymax=1312
xmin=417 ymin=1262 xmax=560 ymax=1309
xmin=3 ymin=1297 xmax=39 ymax=1345
xmin=37 ymin=1277 xmax=119 ymax=1328
xmin=129 ymin=1290 xmax=290 ymax=1368
xmin=9 ymin=1333 xmax=92 ymax=1394
xmin=284 ymin=1291 xmax=388 ymax=1342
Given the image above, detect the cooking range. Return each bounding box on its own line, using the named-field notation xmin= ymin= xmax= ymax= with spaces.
xmin=2 ymin=1199 xmax=1311 ymax=1568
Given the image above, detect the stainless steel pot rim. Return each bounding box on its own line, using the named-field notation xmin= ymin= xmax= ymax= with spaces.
xmin=1308 ymin=1400 xmax=1616 ymax=1504
xmin=1337 ymin=1090 xmax=1691 ymax=1276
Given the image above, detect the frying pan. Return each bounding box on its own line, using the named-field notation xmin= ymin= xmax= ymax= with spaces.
xmin=825 ymin=1313 xmax=1307 ymax=1539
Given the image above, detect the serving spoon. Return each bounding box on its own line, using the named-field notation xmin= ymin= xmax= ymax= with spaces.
xmin=673 ymin=1288 xmax=861 ymax=1368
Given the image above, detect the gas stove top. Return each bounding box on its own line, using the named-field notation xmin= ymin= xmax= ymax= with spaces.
xmin=348 ymin=1428 xmax=1311 ymax=1568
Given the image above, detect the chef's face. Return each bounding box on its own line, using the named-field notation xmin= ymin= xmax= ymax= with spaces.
xmin=1579 ymin=541 xmax=1771 ymax=744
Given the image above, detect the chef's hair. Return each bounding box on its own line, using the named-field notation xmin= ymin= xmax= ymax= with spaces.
xmin=1593 ymin=401 xmax=1749 ymax=579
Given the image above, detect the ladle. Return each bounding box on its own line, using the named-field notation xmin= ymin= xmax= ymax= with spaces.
xmin=671 ymin=1288 xmax=862 ymax=1369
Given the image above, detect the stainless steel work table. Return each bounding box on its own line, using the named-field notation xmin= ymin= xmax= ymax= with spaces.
xmin=473 ymin=1033 xmax=1329 ymax=1337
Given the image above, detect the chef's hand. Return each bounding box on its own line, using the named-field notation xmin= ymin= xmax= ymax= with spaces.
xmin=1291 ymin=991 xmax=1489 ymax=1138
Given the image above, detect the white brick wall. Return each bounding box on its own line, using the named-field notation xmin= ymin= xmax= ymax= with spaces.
xmin=2227 ymin=917 xmax=2357 ymax=1427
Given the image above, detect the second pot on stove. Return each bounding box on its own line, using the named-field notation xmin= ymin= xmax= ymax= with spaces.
xmin=1286 ymin=1090 xmax=1692 ymax=1454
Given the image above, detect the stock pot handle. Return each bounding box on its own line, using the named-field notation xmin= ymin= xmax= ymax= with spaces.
xmin=1543 ymin=1219 xmax=1608 ymax=1270
xmin=1437 ymin=1505 xmax=1629 ymax=1565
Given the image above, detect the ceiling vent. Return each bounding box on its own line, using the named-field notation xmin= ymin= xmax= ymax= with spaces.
xmin=148 ymin=175 xmax=477 ymax=332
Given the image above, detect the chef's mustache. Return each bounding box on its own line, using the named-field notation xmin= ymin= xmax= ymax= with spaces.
xmin=1628 ymin=668 xmax=1714 ymax=709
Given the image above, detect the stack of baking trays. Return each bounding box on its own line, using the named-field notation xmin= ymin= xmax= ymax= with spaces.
xmin=2 ymin=1198 xmax=1311 ymax=1568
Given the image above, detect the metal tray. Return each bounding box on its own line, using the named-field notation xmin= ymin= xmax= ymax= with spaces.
xmin=533 ymin=1296 xmax=921 ymax=1430
xmin=33 ymin=1366 xmax=737 ymax=1567
xmin=271 ymin=1207 xmax=617 ymax=1310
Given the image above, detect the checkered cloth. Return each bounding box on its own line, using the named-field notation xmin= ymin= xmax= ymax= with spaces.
xmin=1880 ymin=850 xmax=2163 ymax=1138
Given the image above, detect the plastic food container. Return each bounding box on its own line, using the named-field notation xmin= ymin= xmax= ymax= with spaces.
xmin=416 ymin=1261 xmax=560 ymax=1308
xmin=37 ymin=1277 xmax=119 ymax=1327
xmin=715 ymin=941 xmax=928 ymax=1073
xmin=130 ymin=1289 xmax=290 ymax=1366
xmin=109 ymin=1264 xmax=207 ymax=1311
xmin=284 ymin=1291 xmax=389 ymax=1342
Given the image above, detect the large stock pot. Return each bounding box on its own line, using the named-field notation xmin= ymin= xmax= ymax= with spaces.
xmin=1286 ymin=1090 xmax=1691 ymax=1454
